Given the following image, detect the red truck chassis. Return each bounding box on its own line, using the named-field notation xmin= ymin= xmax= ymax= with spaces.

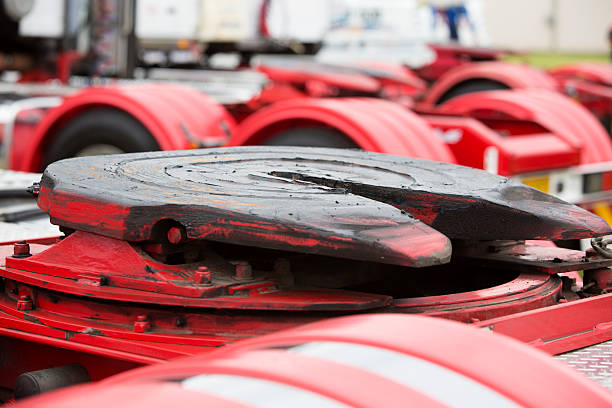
xmin=1 ymin=146 xmax=612 ymax=402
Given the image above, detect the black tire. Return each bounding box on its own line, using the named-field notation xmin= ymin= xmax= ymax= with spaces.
xmin=436 ymin=79 xmax=510 ymax=105
xmin=261 ymin=127 xmax=359 ymax=148
xmin=600 ymin=114 xmax=612 ymax=137
xmin=42 ymin=108 xmax=160 ymax=170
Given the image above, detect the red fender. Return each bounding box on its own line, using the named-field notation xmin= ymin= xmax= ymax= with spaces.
xmin=256 ymin=62 xmax=380 ymax=93
xmin=549 ymin=63 xmax=612 ymax=86
xmin=422 ymin=61 xmax=558 ymax=107
xmin=11 ymin=83 xmax=236 ymax=172
xmin=549 ymin=64 xmax=612 ymax=120
xmin=229 ymin=97 xmax=456 ymax=163
xmin=436 ymin=89 xmax=612 ymax=164
xmin=355 ymin=61 xmax=427 ymax=89
xmin=423 ymin=115 xmax=579 ymax=176
xmin=19 ymin=314 xmax=612 ymax=408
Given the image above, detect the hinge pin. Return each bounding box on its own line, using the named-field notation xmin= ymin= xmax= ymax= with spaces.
xmin=235 ymin=261 xmax=252 ymax=280
xmin=133 ymin=315 xmax=151 ymax=333
xmin=193 ymin=266 xmax=212 ymax=285
xmin=17 ymin=295 xmax=33 ymax=311
xmin=13 ymin=241 xmax=31 ymax=258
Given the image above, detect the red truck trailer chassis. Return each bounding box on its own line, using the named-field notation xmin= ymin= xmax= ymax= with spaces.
xmin=6 ymin=62 xmax=612 ymax=228
xmin=12 ymin=314 xmax=612 ymax=407
xmin=1 ymin=146 xmax=612 ymax=401
xmin=417 ymin=45 xmax=612 ymax=135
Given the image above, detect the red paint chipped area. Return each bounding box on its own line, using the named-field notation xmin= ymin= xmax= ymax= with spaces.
xmin=195 ymin=224 xmax=345 ymax=249
xmin=39 ymin=186 xmax=129 ymax=235
xmin=331 ymin=217 xmax=400 ymax=226
xmin=226 ymin=218 xmax=308 ymax=234
xmin=362 ymin=223 xmax=451 ymax=260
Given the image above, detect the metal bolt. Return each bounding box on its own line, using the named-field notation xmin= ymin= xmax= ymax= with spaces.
xmin=234 ymin=261 xmax=252 ymax=280
xmin=133 ymin=315 xmax=151 ymax=333
xmin=274 ymin=258 xmax=291 ymax=275
xmin=26 ymin=182 xmax=40 ymax=197
xmin=13 ymin=241 xmax=31 ymax=258
xmin=193 ymin=266 xmax=212 ymax=284
xmin=274 ymin=258 xmax=294 ymax=287
xmin=17 ymin=295 xmax=33 ymax=311
xmin=167 ymin=227 xmax=184 ymax=244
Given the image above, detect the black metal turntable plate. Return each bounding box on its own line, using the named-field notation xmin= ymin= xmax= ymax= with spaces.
xmin=37 ymin=147 xmax=611 ymax=267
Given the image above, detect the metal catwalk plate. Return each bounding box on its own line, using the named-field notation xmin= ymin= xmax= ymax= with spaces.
xmin=38 ymin=147 xmax=610 ymax=267
xmin=556 ymin=340 xmax=612 ymax=391
xmin=0 ymin=169 xmax=42 ymax=197
xmin=0 ymin=170 xmax=59 ymax=241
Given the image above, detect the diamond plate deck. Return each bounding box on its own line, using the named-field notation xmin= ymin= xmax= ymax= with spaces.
xmin=0 ymin=170 xmax=59 ymax=241
xmin=556 ymin=340 xmax=612 ymax=390
xmin=0 ymin=169 xmax=40 ymax=195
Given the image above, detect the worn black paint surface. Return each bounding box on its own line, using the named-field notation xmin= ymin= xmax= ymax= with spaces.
xmin=38 ymin=147 xmax=611 ymax=267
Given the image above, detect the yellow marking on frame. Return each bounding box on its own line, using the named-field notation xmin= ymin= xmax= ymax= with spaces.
xmin=521 ymin=176 xmax=550 ymax=193
xmin=593 ymin=202 xmax=612 ymax=227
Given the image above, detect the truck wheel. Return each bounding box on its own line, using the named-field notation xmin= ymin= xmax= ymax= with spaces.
xmin=436 ymin=79 xmax=509 ymax=105
xmin=42 ymin=108 xmax=160 ymax=169
xmin=600 ymin=114 xmax=612 ymax=136
xmin=262 ymin=127 xmax=359 ymax=148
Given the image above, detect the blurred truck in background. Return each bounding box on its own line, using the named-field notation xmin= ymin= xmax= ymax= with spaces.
xmin=3 ymin=0 xmax=612 ymax=238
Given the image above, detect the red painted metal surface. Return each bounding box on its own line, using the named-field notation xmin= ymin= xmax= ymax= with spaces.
xmin=2 ymin=232 xmax=392 ymax=310
xmin=17 ymin=383 xmax=251 ymax=408
xmin=563 ymin=79 xmax=612 ymax=121
xmin=0 ymin=148 xmax=608 ymax=364
xmin=475 ymin=292 xmax=612 ymax=355
xmin=249 ymin=58 xmax=421 ymax=112
xmin=393 ymin=273 xmax=561 ymax=322
xmin=4 ymin=147 xmax=612 ymax=399
xmin=0 ymin=239 xmax=595 ymax=376
xmin=230 ymin=97 xmax=456 ymax=162
xmin=550 ymin=63 xmax=612 ymax=87
xmin=549 ymin=63 xmax=612 ymax=123
xmin=0 ymin=335 xmax=142 ymax=388
xmin=0 ymin=310 xmax=215 ymax=362
xmin=9 ymin=84 xmax=237 ymax=172
xmin=414 ymin=43 xmax=510 ymax=82
xmin=423 ymin=115 xmax=579 ymax=176
xmin=422 ymin=61 xmax=558 ymax=107
xmin=255 ymin=59 xmax=381 ymax=94
xmin=254 ymin=58 xmax=425 ymax=105
xmin=118 ymin=351 xmax=444 ymax=408
xmin=435 ymin=89 xmax=612 ymax=165
xmin=354 ymin=61 xmax=427 ymax=97
xmin=85 ymin=314 xmax=612 ymax=408
xmin=0 ymin=239 xmax=591 ymax=367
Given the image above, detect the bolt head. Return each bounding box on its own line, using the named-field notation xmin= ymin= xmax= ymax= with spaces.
xmin=193 ymin=267 xmax=212 ymax=284
xmin=133 ymin=315 xmax=151 ymax=333
xmin=13 ymin=241 xmax=31 ymax=258
xmin=17 ymin=295 xmax=33 ymax=311
xmin=235 ymin=261 xmax=253 ymax=280
xmin=167 ymin=227 xmax=184 ymax=244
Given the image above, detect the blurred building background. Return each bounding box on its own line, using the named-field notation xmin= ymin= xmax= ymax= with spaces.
xmin=483 ymin=0 xmax=612 ymax=53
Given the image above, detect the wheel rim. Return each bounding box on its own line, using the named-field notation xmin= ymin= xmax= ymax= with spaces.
xmin=74 ymin=144 xmax=126 ymax=157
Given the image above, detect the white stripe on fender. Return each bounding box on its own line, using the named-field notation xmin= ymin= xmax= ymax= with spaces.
xmin=183 ymin=373 xmax=350 ymax=408
xmin=290 ymin=341 xmax=520 ymax=408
